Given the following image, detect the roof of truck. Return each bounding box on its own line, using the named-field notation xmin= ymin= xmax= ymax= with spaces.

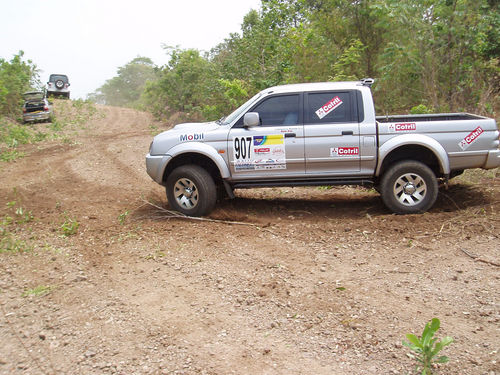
xmin=263 ymin=80 xmax=371 ymax=94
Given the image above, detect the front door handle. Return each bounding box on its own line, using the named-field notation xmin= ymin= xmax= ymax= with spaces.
xmin=342 ymin=130 xmax=354 ymax=135
xmin=284 ymin=132 xmax=296 ymax=138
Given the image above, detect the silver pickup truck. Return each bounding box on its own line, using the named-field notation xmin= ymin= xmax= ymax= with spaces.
xmin=146 ymin=79 xmax=500 ymax=216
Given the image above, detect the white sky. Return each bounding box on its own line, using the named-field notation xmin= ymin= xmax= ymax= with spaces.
xmin=0 ymin=0 xmax=262 ymax=99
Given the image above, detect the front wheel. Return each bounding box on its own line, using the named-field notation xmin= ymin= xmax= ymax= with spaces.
xmin=166 ymin=165 xmax=216 ymax=217
xmin=380 ymin=160 xmax=438 ymax=214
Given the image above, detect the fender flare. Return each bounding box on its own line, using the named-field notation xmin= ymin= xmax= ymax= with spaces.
xmin=376 ymin=134 xmax=450 ymax=177
xmin=165 ymin=142 xmax=231 ymax=179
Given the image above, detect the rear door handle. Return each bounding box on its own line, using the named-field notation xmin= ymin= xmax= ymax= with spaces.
xmin=342 ymin=130 xmax=353 ymax=135
xmin=284 ymin=132 xmax=296 ymax=138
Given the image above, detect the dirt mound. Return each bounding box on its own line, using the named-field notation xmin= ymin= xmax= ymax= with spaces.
xmin=0 ymin=103 xmax=498 ymax=374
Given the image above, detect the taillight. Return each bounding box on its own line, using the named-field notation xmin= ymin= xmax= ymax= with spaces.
xmin=65 ymin=84 xmax=69 ymax=88
xmin=48 ymin=82 xmax=52 ymax=87
xmin=23 ymin=108 xmax=27 ymax=113
xmin=44 ymin=106 xmax=49 ymax=111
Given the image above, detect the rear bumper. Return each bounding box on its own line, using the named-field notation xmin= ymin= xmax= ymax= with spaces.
xmin=47 ymin=89 xmax=69 ymax=96
xmin=23 ymin=112 xmax=51 ymax=122
xmin=484 ymin=149 xmax=500 ymax=169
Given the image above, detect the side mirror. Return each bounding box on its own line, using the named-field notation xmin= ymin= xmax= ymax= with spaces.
xmin=243 ymin=112 xmax=260 ymax=127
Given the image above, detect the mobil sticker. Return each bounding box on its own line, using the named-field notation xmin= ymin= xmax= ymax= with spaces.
xmin=316 ymin=96 xmax=343 ymax=119
xmin=458 ymin=126 xmax=483 ymax=150
xmin=330 ymin=147 xmax=359 ymax=157
xmin=180 ymin=133 xmax=204 ymax=142
xmin=388 ymin=123 xmax=417 ymax=132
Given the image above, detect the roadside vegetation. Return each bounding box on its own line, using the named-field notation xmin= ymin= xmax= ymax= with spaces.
xmin=91 ymin=0 xmax=499 ymax=123
xmin=0 ymin=99 xmax=99 ymax=162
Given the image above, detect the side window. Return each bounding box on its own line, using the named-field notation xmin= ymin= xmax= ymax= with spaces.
xmin=305 ymin=91 xmax=355 ymax=124
xmin=251 ymin=94 xmax=300 ymax=126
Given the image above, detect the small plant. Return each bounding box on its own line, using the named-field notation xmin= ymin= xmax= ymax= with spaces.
xmin=403 ymin=318 xmax=454 ymax=374
xmin=0 ymin=233 xmax=32 ymax=253
xmin=60 ymin=216 xmax=79 ymax=236
xmin=149 ymin=124 xmax=159 ymax=136
xmin=118 ymin=210 xmax=130 ymax=225
xmin=22 ymin=285 xmax=52 ymax=297
xmin=0 ymin=149 xmax=25 ymax=162
xmin=15 ymin=206 xmax=34 ymax=223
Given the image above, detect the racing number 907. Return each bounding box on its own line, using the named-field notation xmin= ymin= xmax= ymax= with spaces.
xmin=234 ymin=136 xmax=252 ymax=160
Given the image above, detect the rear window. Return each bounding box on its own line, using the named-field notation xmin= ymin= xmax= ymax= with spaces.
xmin=49 ymin=74 xmax=69 ymax=83
xmin=305 ymin=91 xmax=355 ymax=124
xmin=24 ymin=92 xmax=44 ymax=100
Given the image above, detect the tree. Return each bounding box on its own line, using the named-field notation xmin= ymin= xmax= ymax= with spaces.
xmin=91 ymin=57 xmax=156 ymax=107
xmin=0 ymin=51 xmax=40 ymax=117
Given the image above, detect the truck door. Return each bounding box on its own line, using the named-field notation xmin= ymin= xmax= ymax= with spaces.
xmin=304 ymin=91 xmax=361 ymax=175
xmin=228 ymin=93 xmax=305 ymax=180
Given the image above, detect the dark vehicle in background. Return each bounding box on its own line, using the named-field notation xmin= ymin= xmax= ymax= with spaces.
xmin=47 ymin=74 xmax=70 ymax=98
xmin=22 ymin=91 xmax=53 ymax=123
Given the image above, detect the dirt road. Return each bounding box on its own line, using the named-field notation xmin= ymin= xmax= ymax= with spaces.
xmin=1 ymin=102 xmax=499 ymax=374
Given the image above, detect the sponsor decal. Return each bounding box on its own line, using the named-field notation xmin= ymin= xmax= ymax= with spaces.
xmin=255 ymin=159 xmax=286 ymax=170
xmin=235 ymin=162 xmax=254 ymax=171
xmin=272 ymin=146 xmax=285 ymax=156
xmin=458 ymin=126 xmax=483 ymax=150
xmin=330 ymin=147 xmax=359 ymax=157
xmin=254 ymin=147 xmax=270 ymax=154
xmin=388 ymin=123 xmax=417 ymax=132
xmin=315 ymin=96 xmax=343 ymax=119
xmin=179 ymin=133 xmax=204 ymax=142
xmin=253 ymin=134 xmax=284 ymax=146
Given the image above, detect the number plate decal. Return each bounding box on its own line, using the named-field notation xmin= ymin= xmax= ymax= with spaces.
xmin=233 ymin=135 xmax=286 ymax=171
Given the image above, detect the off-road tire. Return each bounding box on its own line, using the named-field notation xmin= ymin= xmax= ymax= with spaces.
xmin=380 ymin=160 xmax=438 ymax=214
xmin=166 ymin=165 xmax=217 ymax=217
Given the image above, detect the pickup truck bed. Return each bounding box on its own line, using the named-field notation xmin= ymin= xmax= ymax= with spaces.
xmin=376 ymin=113 xmax=483 ymax=122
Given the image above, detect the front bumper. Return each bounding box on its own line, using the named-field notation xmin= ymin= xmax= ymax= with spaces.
xmin=146 ymin=154 xmax=171 ymax=184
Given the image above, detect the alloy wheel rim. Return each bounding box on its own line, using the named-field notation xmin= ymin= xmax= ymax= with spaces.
xmin=393 ymin=173 xmax=427 ymax=206
xmin=173 ymin=178 xmax=199 ymax=209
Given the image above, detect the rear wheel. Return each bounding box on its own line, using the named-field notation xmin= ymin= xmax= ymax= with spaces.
xmin=380 ymin=160 xmax=438 ymax=214
xmin=166 ymin=165 xmax=216 ymax=217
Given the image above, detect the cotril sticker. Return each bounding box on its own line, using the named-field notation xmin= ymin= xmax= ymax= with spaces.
xmin=330 ymin=147 xmax=359 ymax=157
xmin=388 ymin=123 xmax=416 ymax=132
xmin=458 ymin=126 xmax=483 ymax=150
xmin=316 ymin=96 xmax=343 ymax=119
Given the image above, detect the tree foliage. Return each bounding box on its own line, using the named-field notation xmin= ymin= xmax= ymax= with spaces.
xmin=90 ymin=57 xmax=156 ymax=108
xmin=99 ymin=0 xmax=500 ymax=121
xmin=0 ymin=51 xmax=40 ymax=118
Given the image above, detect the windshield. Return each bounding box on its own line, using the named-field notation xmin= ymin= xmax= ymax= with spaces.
xmin=23 ymin=92 xmax=45 ymax=100
xmin=220 ymin=92 xmax=262 ymax=125
xmin=49 ymin=74 xmax=68 ymax=83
